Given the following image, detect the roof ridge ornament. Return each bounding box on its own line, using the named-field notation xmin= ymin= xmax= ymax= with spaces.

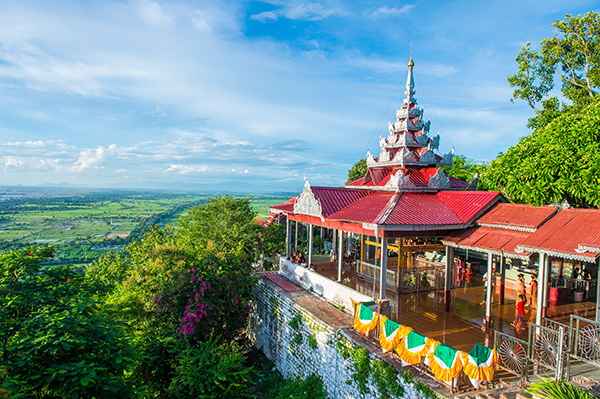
xmin=294 ymin=178 xmax=323 ymax=219
xmin=404 ymin=57 xmax=417 ymax=104
xmin=427 ymin=168 xmax=450 ymax=189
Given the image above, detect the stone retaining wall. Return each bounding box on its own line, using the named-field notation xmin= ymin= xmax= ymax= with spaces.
xmin=247 ymin=277 xmax=437 ymax=398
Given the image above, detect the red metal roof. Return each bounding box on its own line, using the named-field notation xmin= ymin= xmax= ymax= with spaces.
xmin=476 ymin=203 xmax=558 ymax=231
xmin=518 ymin=209 xmax=600 ymax=261
xmin=269 ymin=196 xmax=297 ymax=213
xmin=437 ymin=191 xmax=502 ymax=222
xmin=382 ymin=193 xmax=463 ymax=225
xmin=346 ymin=177 xmax=365 ymax=186
xmin=443 ymin=226 xmax=533 ymax=258
xmin=325 ymin=191 xmax=396 ymax=223
xmin=312 ymin=186 xmax=374 ymax=217
xmin=326 ymin=191 xmax=500 ymax=228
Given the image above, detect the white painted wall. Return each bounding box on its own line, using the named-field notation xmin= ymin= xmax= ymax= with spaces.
xmin=279 ymin=257 xmax=372 ymax=314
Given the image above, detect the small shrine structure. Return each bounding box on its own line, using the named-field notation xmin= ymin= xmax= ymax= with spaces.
xmin=270 ymin=58 xmax=502 ymax=310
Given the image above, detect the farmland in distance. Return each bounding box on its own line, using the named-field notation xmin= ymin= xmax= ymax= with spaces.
xmin=0 ymin=187 xmax=292 ymax=265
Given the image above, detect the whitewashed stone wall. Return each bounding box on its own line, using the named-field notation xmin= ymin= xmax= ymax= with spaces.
xmin=279 ymin=257 xmax=372 ymax=314
xmin=247 ymin=279 xmax=432 ymax=399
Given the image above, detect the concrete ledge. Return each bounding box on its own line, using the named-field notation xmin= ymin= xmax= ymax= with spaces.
xmin=279 ymin=257 xmax=372 ymax=314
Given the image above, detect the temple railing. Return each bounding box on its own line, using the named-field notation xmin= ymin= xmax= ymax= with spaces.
xmin=356 ymin=260 xmax=398 ymax=289
xmin=356 ymin=259 xmax=455 ymax=293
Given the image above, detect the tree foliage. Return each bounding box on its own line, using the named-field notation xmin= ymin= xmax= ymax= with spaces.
xmin=2 ymin=196 xmax=330 ymax=398
xmin=441 ymin=154 xmax=485 ymax=184
xmin=86 ymin=196 xmax=261 ymax=397
xmin=480 ymin=99 xmax=600 ymax=207
xmin=346 ymin=158 xmax=367 ymax=184
xmin=508 ymin=12 xmax=600 ymax=130
xmin=0 ymin=247 xmax=135 ymax=398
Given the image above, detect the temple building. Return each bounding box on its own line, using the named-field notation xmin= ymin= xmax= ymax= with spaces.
xmin=270 ymin=58 xmax=502 ymax=310
xmin=263 ymin=57 xmax=600 ymax=391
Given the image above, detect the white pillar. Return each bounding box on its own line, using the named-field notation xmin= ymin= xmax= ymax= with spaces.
xmin=294 ymin=221 xmax=298 ymax=252
xmin=542 ymin=253 xmax=551 ymax=319
xmin=380 ymin=237 xmax=388 ymax=300
xmin=485 ymin=253 xmax=493 ymax=328
xmin=337 ymin=230 xmax=344 ymax=282
xmin=308 ymin=224 xmax=313 ymax=267
xmin=285 ymin=217 xmax=291 ymax=258
xmin=444 ymin=246 xmax=454 ymax=311
xmin=536 ymin=253 xmax=546 ymax=326
xmin=595 ymin=257 xmax=600 ymax=322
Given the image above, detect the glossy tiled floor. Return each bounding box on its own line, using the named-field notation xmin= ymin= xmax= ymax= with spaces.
xmin=311 ymin=260 xmax=597 ymax=352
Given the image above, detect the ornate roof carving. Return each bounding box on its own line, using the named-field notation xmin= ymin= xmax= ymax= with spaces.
xmin=294 ymin=179 xmax=323 ymax=217
xmin=439 ymin=150 xmax=454 ymax=167
xmin=385 ymin=170 xmax=416 ymax=190
xmin=420 ymin=150 xmax=436 ymax=164
xmin=427 ymin=169 xmax=451 ymax=189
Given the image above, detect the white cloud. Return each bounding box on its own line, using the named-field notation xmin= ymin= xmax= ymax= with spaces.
xmin=250 ymin=11 xmax=279 ymax=23
xmin=371 ymin=5 xmax=414 ymax=18
xmin=71 ymin=144 xmax=118 ymax=171
xmin=165 ymin=164 xmax=209 ymax=174
xmin=250 ymin=2 xmax=341 ymax=22
xmin=3 ymin=156 xmax=22 ymax=168
xmin=136 ymin=0 xmax=172 ymax=27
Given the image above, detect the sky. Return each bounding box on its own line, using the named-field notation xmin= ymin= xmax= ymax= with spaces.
xmin=0 ymin=0 xmax=597 ymax=192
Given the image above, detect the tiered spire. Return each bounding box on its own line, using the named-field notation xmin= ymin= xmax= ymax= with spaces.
xmin=354 ymin=58 xmax=457 ymax=191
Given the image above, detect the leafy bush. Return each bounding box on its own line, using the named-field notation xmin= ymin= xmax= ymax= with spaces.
xmin=527 ymin=378 xmax=594 ymax=399
xmin=0 ymin=247 xmax=135 ymax=398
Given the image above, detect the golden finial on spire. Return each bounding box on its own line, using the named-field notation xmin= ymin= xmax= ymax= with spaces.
xmin=408 ymin=57 xmax=414 ymax=69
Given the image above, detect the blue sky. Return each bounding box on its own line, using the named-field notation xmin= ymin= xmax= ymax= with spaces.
xmin=0 ymin=0 xmax=596 ymax=191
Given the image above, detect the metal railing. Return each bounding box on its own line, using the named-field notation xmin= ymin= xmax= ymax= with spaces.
xmin=356 ymin=260 xmax=454 ymax=293
xmin=494 ymin=330 xmax=530 ymax=383
xmin=569 ymin=315 xmax=600 ymax=368
xmin=356 ymin=260 xmax=398 ymax=289
xmin=527 ymin=322 xmax=569 ymax=380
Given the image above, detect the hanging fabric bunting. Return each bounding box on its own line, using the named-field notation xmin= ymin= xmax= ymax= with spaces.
xmin=379 ymin=315 xmax=413 ymax=352
xmin=427 ymin=342 xmax=466 ymax=382
xmin=353 ymin=302 xmax=380 ymax=335
xmin=463 ymin=343 xmax=498 ymax=386
xmin=396 ymin=331 xmax=434 ymax=365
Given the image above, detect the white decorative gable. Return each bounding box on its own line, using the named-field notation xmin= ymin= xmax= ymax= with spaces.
xmin=420 ymin=150 xmax=436 ymax=164
xmin=366 ymin=150 xmax=376 ymax=167
xmin=385 ymin=170 xmax=416 ymax=190
xmin=427 ymin=169 xmax=451 ymax=189
xmin=439 ymin=151 xmax=453 ymax=167
xmin=294 ymin=179 xmax=323 ymax=217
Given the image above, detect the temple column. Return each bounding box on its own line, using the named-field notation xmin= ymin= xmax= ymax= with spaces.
xmin=499 ymin=255 xmax=506 ymax=305
xmin=541 ymin=253 xmax=551 ymax=319
xmin=294 ymin=221 xmax=298 ymax=253
xmin=536 ymin=253 xmax=546 ymax=326
xmin=444 ymin=246 xmax=454 ymax=311
xmin=360 ymin=234 xmax=366 ymax=262
xmin=332 ymin=230 xmax=337 ymax=257
xmin=380 ymin=237 xmax=388 ymax=300
xmin=285 ymin=217 xmax=291 ymax=258
xmin=337 ymin=230 xmax=344 ymax=282
xmin=485 ymin=253 xmax=494 ymax=328
xmin=307 ymin=224 xmax=313 ymax=268
xmin=595 ymin=257 xmax=600 ymax=322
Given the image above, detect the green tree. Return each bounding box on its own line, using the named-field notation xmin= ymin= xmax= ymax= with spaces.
xmin=87 ymin=196 xmax=262 ymax=397
xmin=346 ymin=158 xmax=367 ymax=184
xmin=480 ymin=99 xmax=600 ymax=207
xmin=441 ymin=154 xmax=484 ymax=184
xmin=0 ymin=247 xmax=135 ymax=398
xmin=508 ymin=12 xmax=600 ymax=130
